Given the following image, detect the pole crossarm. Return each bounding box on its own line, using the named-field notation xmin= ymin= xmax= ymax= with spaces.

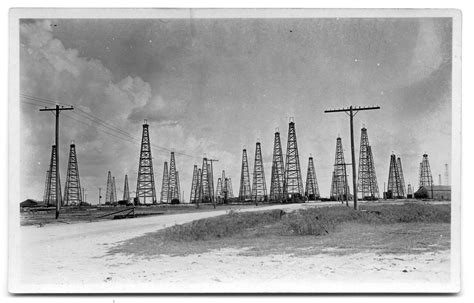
xmin=39 ymin=106 xmax=74 ymax=112
xmin=324 ymin=106 xmax=380 ymax=113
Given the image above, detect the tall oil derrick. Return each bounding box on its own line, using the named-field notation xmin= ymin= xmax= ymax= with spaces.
xmin=207 ymin=163 xmax=214 ymax=203
xmin=136 ymin=120 xmax=157 ymax=204
xmin=190 ymin=165 xmax=198 ymax=203
xmin=357 ymin=127 xmax=372 ymax=200
xmin=269 ymin=130 xmax=285 ymax=202
xmin=216 ymin=177 xmax=223 ymax=200
xmin=105 ymin=171 xmax=113 ymax=204
xmin=284 ymin=120 xmax=304 ymax=199
xmin=366 ymin=146 xmax=380 ymax=199
xmin=160 ymin=161 xmax=169 ymax=203
xmin=63 ymin=143 xmax=82 ymax=206
xmin=227 ymin=178 xmax=234 ymax=198
xmin=252 ymin=142 xmax=267 ymax=202
xmin=419 ymin=154 xmax=434 ymax=188
xmin=239 ymin=149 xmax=252 ymax=201
xmin=112 ymin=176 xmax=117 ymax=203
xmin=330 ymin=137 xmax=350 ymax=200
xmin=396 ymin=157 xmax=406 ymax=197
xmin=42 ymin=169 xmax=51 ymax=204
xmin=123 ymin=174 xmax=130 ymax=201
xmin=45 ymin=145 xmax=62 ymax=206
xmin=196 ymin=168 xmax=202 ymax=202
xmin=167 ymin=152 xmax=180 ymax=202
xmin=387 ymin=154 xmax=404 ymax=198
xmin=199 ymin=158 xmax=212 ymax=202
xmin=305 ymin=156 xmax=320 ymax=200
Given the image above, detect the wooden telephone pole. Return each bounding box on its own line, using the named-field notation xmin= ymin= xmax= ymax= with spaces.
xmin=40 ymin=105 xmax=74 ymax=219
xmin=324 ymin=105 xmax=380 ymax=210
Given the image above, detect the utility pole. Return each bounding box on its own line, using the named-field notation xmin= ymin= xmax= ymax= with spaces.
xmin=324 ymin=105 xmax=380 ymax=210
xmin=207 ymin=159 xmax=219 ymax=208
xmin=40 ymin=105 xmax=74 ymax=219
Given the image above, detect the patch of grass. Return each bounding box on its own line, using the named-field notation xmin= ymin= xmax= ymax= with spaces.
xmin=107 ymin=203 xmax=450 ymax=258
xmin=163 ymin=209 xmax=285 ymax=241
xmin=282 ymin=203 xmax=450 ymax=236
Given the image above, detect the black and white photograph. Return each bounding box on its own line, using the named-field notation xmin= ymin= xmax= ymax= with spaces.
xmin=8 ymin=8 xmax=461 ymax=293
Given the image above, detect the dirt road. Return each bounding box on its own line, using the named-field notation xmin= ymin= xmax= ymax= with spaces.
xmin=10 ymin=201 xmax=454 ymax=293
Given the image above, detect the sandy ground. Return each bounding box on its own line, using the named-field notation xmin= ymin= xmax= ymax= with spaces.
xmin=10 ymin=201 xmax=453 ymax=293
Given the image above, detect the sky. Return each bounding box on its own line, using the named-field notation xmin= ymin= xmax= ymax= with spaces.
xmin=19 ymin=17 xmax=452 ymax=202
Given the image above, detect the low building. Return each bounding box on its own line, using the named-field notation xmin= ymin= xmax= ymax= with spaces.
xmin=20 ymin=199 xmax=39 ymax=208
xmin=414 ymin=185 xmax=451 ymax=200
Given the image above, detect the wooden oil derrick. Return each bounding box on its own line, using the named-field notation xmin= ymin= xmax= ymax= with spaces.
xmin=105 ymin=171 xmax=113 ymax=204
xmin=136 ymin=120 xmax=157 ymax=204
xmin=305 ymin=156 xmax=320 ymax=200
xmin=330 ymin=137 xmax=350 ymax=201
xmin=252 ymin=142 xmax=267 ymax=202
xmin=160 ymin=161 xmax=169 ymax=203
xmin=123 ymin=174 xmax=130 ymax=201
xmin=387 ymin=154 xmax=404 ymax=198
xmin=44 ymin=145 xmax=62 ymax=206
xmin=419 ymin=154 xmax=434 ymax=188
xmin=357 ymin=127 xmax=379 ymax=200
xmin=190 ymin=165 xmax=198 ymax=203
xmin=239 ymin=148 xmax=252 ymax=201
xmin=199 ymin=158 xmax=212 ymax=202
xmin=167 ymin=152 xmax=180 ymax=203
xmin=227 ymin=177 xmax=234 ymax=198
xmin=269 ymin=130 xmax=285 ymax=202
xmin=284 ymin=119 xmax=304 ymax=200
xmin=112 ymin=176 xmax=117 ymax=203
xmin=64 ymin=143 xmax=82 ymax=206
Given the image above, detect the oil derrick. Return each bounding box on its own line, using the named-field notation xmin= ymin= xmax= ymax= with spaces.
xmin=112 ymin=176 xmax=117 ymax=203
xmin=199 ymin=158 xmax=212 ymax=202
xmin=330 ymin=137 xmax=350 ymax=201
xmin=357 ymin=128 xmax=379 ymax=200
xmin=387 ymin=154 xmax=404 ymax=198
xmin=367 ymin=146 xmax=380 ymax=199
xmin=105 ymin=171 xmax=113 ymax=204
xmin=196 ymin=168 xmax=202 ymax=202
xmin=190 ymin=165 xmax=198 ymax=203
xmin=252 ymin=142 xmax=267 ymax=202
xmin=167 ymin=152 xmax=180 ymax=203
xmin=357 ymin=127 xmax=371 ymax=200
xmin=305 ymin=156 xmax=320 ymax=200
xmin=136 ymin=120 xmax=157 ymax=204
xmin=224 ymin=177 xmax=234 ymax=198
xmin=216 ymin=177 xmax=223 ymax=200
xmin=45 ymin=145 xmax=62 ymax=206
xmin=239 ymin=148 xmax=252 ymax=201
xmin=207 ymin=163 xmax=214 ymax=203
xmin=42 ymin=169 xmax=51 ymax=204
xmin=63 ymin=143 xmax=82 ymax=206
xmin=269 ymin=130 xmax=285 ymax=202
xmin=285 ymin=120 xmax=304 ymax=199
xmin=123 ymin=174 xmax=130 ymax=201
xmin=396 ymin=157 xmax=406 ymax=197
xmin=419 ymin=154 xmax=434 ymax=188
xmin=160 ymin=161 xmax=169 ymax=203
